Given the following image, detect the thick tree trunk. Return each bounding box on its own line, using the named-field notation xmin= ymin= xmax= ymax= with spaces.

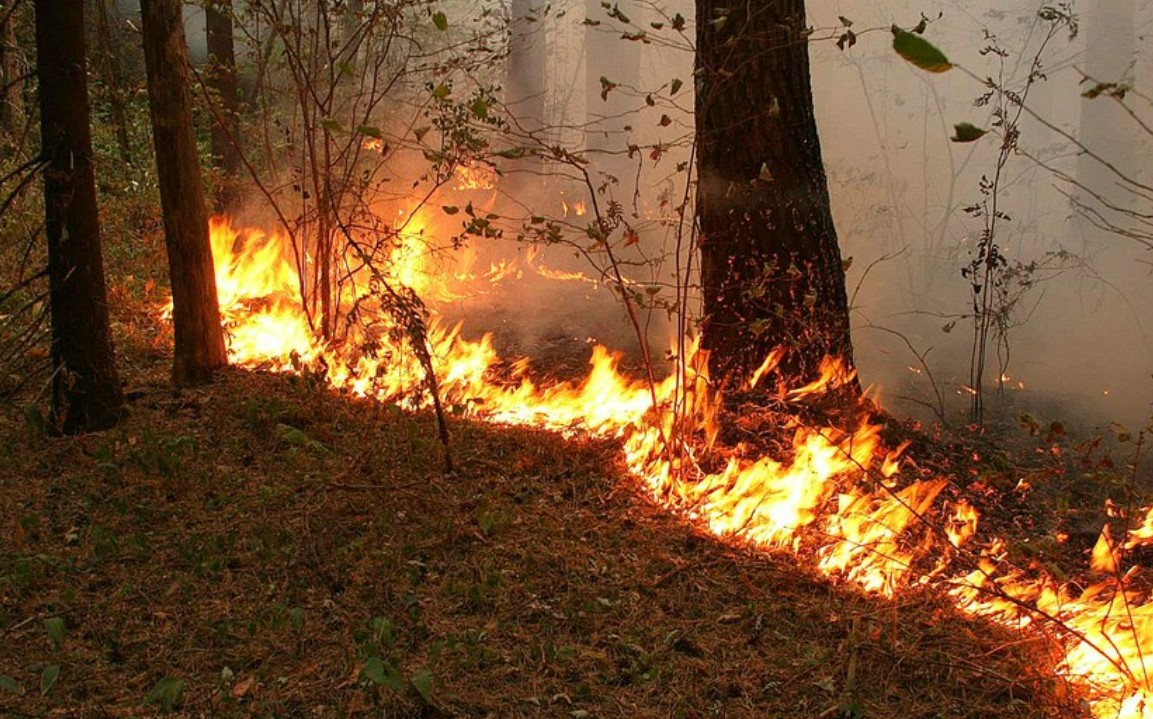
xmin=206 ymin=0 xmax=241 ymax=211
xmin=695 ymin=0 xmax=856 ymax=388
xmin=140 ymin=0 xmax=228 ymax=385
xmin=35 ymin=0 xmax=124 ymax=433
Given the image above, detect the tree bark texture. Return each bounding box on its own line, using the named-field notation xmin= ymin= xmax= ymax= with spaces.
xmin=140 ymin=0 xmax=228 ymax=385
xmin=35 ymin=0 xmax=124 ymax=433
xmin=1 ymin=3 xmax=25 ymax=137
xmin=695 ymin=0 xmax=856 ymax=387
xmin=206 ymin=0 xmax=241 ymax=210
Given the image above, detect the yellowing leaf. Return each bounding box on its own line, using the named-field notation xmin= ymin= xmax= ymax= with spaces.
xmin=891 ymin=26 xmax=952 ymax=73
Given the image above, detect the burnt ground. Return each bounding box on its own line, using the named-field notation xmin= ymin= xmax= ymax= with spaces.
xmin=0 ymin=363 xmax=1087 ymax=719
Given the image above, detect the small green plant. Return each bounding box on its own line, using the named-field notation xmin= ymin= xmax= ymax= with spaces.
xmin=274 ymin=422 xmax=328 ymax=455
xmin=39 ymin=664 xmax=59 ymax=696
xmin=128 ymin=428 xmax=195 ymax=478
xmin=359 ymin=655 xmax=403 ymax=691
xmin=145 ymin=676 xmax=185 ymax=713
xmin=43 ymin=616 xmax=65 ymax=650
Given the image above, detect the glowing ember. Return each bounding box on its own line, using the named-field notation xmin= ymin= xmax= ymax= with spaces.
xmin=176 ymin=216 xmax=1153 ymax=718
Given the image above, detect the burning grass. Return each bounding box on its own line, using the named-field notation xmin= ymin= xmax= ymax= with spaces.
xmin=3 ymin=213 xmax=1146 ymax=718
xmin=0 ymin=369 xmax=1079 ymax=718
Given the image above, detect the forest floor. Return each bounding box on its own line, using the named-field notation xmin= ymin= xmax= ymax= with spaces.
xmin=0 ymin=353 xmax=1106 ymax=719
xmin=4 ymin=216 xmax=1144 ymax=718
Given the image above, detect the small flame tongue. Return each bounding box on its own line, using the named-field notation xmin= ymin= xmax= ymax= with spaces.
xmin=190 ymin=216 xmax=1153 ymax=717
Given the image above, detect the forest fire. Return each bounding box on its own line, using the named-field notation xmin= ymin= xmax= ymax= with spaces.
xmin=196 ymin=216 xmax=1153 ymax=718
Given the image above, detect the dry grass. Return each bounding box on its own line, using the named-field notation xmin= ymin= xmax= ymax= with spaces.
xmin=0 ymin=364 xmax=1085 ymax=718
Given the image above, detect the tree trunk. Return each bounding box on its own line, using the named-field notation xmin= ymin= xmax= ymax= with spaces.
xmin=1076 ymin=0 xmax=1137 ymax=217
xmin=506 ymin=0 xmax=546 ymax=179
xmin=695 ymin=0 xmax=856 ymax=389
xmin=584 ymin=0 xmax=641 ymax=165
xmin=91 ymin=0 xmax=133 ymax=165
xmin=1 ymin=3 xmax=25 ymax=138
xmin=206 ymin=0 xmax=241 ymax=211
xmin=140 ymin=0 xmax=228 ymax=385
xmin=35 ymin=0 xmax=124 ymax=433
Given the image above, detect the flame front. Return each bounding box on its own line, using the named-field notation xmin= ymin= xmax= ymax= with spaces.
xmin=190 ymin=217 xmax=1153 ymax=717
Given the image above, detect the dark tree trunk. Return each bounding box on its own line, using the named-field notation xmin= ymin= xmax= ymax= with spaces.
xmin=140 ymin=0 xmax=228 ymax=385
xmin=91 ymin=0 xmax=133 ymax=165
xmin=206 ymin=0 xmax=241 ymax=211
xmin=695 ymin=0 xmax=856 ymax=388
xmin=35 ymin=0 xmax=124 ymax=433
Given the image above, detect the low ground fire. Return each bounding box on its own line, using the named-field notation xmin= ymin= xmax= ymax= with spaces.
xmin=194 ymin=214 xmax=1153 ymax=718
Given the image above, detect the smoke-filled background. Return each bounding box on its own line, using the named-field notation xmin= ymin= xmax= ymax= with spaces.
xmin=139 ymin=0 xmax=1153 ymax=427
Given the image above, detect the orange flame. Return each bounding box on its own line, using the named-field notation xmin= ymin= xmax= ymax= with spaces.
xmin=453 ymin=162 xmax=496 ymax=191
xmin=176 ymin=216 xmax=1153 ymax=718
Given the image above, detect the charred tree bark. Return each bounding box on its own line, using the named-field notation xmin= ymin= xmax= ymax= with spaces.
xmin=35 ymin=0 xmax=124 ymax=433
xmin=140 ymin=0 xmax=228 ymax=385
xmin=695 ymin=0 xmax=856 ymax=389
xmin=206 ymin=0 xmax=241 ymax=211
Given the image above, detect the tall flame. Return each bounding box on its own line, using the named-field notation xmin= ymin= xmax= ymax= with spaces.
xmin=182 ymin=217 xmax=1153 ymax=717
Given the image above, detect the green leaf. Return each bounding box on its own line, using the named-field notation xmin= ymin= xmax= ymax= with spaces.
xmin=44 ymin=617 xmax=66 ymax=650
xmin=410 ymin=669 xmax=434 ymax=704
xmin=371 ymin=615 xmax=396 ymax=648
xmin=470 ymin=97 xmax=489 ymax=119
xmin=950 ymin=122 xmax=988 ymax=143
xmin=359 ymin=656 xmax=403 ymax=690
xmin=40 ymin=665 xmax=60 ymax=696
xmin=891 ymin=26 xmax=952 ymax=73
xmin=319 ymin=118 xmax=344 ymax=133
xmin=669 ymin=78 xmax=683 ymax=95
xmin=0 ymin=675 xmax=20 ymax=694
xmin=146 ymin=676 xmax=185 ymax=712
xmin=432 ymin=11 xmax=448 ymax=31
xmin=357 ymin=125 xmax=382 ymax=139
xmin=431 ymin=83 xmax=451 ymax=101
